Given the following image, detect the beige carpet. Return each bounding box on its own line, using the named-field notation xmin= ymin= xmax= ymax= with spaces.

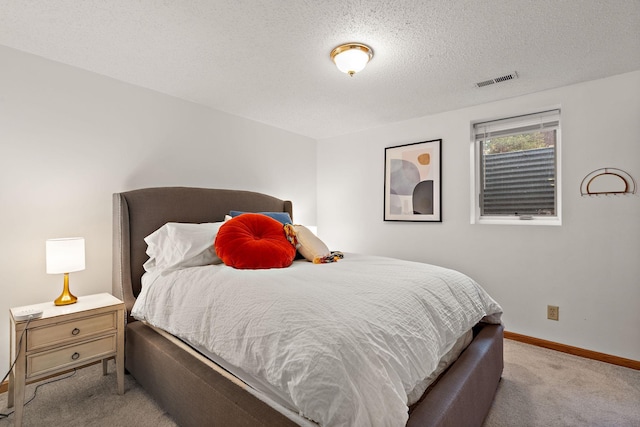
xmin=1 ymin=339 xmax=638 ymax=426
xmin=483 ymin=340 xmax=640 ymax=427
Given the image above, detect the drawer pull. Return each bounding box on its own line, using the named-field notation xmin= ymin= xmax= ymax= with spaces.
xmin=71 ymin=352 xmax=80 ymax=360
xmin=71 ymin=328 xmax=80 ymax=336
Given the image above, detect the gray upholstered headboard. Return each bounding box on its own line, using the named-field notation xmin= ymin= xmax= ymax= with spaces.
xmin=112 ymin=187 xmax=293 ymax=319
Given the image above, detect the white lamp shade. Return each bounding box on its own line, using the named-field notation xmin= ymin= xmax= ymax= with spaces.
xmin=46 ymin=237 xmax=85 ymax=274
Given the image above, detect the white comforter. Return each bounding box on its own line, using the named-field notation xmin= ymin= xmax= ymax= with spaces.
xmin=132 ymin=253 xmax=502 ymax=427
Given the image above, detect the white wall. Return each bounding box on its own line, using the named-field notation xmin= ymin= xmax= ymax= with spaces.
xmin=0 ymin=46 xmax=317 ymax=372
xmin=318 ymin=70 xmax=640 ymax=361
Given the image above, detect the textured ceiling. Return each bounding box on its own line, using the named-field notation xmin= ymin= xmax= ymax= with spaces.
xmin=1 ymin=0 xmax=639 ymax=140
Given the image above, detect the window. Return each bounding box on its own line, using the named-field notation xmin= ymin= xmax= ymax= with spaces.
xmin=472 ymin=109 xmax=561 ymax=225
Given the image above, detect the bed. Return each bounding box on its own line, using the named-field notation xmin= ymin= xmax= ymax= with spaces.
xmin=112 ymin=186 xmax=504 ymax=427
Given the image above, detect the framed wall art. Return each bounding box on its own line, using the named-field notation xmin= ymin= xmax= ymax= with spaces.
xmin=384 ymin=139 xmax=441 ymax=222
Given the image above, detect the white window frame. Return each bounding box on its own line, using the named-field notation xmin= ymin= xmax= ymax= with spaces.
xmin=470 ymin=109 xmax=562 ymax=226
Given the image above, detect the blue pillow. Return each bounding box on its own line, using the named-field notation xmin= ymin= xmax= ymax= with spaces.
xmin=229 ymin=210 xmax=292 ymax=225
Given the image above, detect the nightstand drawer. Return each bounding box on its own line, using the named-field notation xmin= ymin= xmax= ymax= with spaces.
xmin=27 ymin=312 xmax=117 ymax=351
xmin=27 ymin=335 xmax=116 ymax=378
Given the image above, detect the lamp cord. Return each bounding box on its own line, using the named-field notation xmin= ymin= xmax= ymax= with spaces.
xmin=1 ymin=317 xmax=31 ymax=386
xmin=0 ymin=316 xmax=77 ymax=419
xmin=0 ymin=370 xmax=77 ymax=419
xmin=0 ymin=317 xmax=30 ymax=418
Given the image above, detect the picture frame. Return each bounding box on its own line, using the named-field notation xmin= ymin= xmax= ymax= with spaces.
xmin=384 ymin=139 xmax=441 ymax=222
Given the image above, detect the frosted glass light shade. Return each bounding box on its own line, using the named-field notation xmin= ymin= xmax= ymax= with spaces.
xmin=46 ymin=237 xmax=85 ymax=274
xmin=331 ymin=43 xmax=373 ymax=76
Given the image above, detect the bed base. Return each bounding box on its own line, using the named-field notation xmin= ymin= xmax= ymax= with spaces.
xmin=407 ymin=323 xmax=503 ymax=427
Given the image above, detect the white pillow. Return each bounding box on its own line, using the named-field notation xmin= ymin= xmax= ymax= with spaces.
xmin=293 ymin=225 xmax=330 ymax=263
xmin=143 ymin=222 xmax=225 ymax=272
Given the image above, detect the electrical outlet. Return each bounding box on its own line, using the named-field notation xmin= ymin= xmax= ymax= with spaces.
xmin=547 ymin=305 xmax=559 ymax=321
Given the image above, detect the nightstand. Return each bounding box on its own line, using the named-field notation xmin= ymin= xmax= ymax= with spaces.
xmin=7 ymin=293 xmax=125 ymax=427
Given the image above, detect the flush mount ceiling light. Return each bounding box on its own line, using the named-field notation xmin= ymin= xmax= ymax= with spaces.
xmin=330 ymin=43 xmax=373 ymax=76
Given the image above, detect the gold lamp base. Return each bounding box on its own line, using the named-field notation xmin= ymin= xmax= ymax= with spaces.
xmin=54 ymin=273 xmax=78 ymax=306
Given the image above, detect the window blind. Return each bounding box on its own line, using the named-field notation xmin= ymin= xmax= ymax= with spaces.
xmin=474 ymin=109 xmax=560 ymax=140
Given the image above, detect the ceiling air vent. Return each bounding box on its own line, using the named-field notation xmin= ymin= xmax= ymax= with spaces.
xmin=476 ymin=71 xmax=518 ymax=88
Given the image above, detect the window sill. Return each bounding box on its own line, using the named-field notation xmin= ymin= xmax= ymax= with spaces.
xmin=473 ymin=216 xmax=562 ymax=226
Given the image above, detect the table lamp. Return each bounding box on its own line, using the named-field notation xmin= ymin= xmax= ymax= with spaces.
xmin=46 ymin=237 xmax=85 ymax=305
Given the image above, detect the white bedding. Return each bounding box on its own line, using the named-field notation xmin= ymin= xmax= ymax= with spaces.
xmin=132 ymin=253 xmax=502 ymax=427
